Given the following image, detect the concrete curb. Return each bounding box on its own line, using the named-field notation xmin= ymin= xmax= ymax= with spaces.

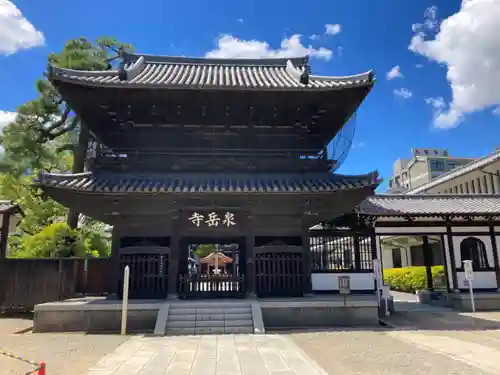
xmin=250 ymin=300 xmax=265 ymax=334
xmin=153 ymin=302 xmax=169 ymax=336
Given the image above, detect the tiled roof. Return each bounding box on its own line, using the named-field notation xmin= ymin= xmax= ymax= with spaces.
xmin=0 ymin=200 xmax=21 ymax=214
xmin=47 ymin=53 xmax=374 ymax=90
xmin=36 ymin=171 xmax=380 ymax=194
xmin=406 ymin=150 xmax=500 ymax=195
xmin=356 ymin=194 xmax=500 ymax=216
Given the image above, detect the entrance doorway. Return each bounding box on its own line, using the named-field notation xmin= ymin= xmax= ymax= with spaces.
xmin=178 ymin=237 xmax=246 ymax=299
xmin=379 ymin=234 xmax=449 ymax=302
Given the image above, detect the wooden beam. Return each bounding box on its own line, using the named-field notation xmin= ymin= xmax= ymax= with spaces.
xmin=445 ymin=221 xmax=459 ymax=291
xmin=489 ymin=223 xmax=500 ymax=289
xmin=0 ymin=212 xmax=10 ymax=261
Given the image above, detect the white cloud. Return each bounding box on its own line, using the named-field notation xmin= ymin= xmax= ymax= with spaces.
xmin=394 ymin=88 xmax=413 ymax=100
xmin=415 ymin=64 xmax=424 ymax=68
xmin=425 ymin=96 xmax=446 ymax=110
xmin=493 ymin=106 xmax=500 ymax=116
xmin=205 ymin=34 xmax=333 ymax=61
xmin=0 ymin=110 xmax=15 ymax=130
xmin=237 ymin=18 xmax=244 ymax=24
xmin=409 ymin=0 xmax=500 ymax=129
xmin=0 ymin=0 xmax=45 ymax=55
xmin=386 ymin=65 xmax=403 ymax=80
xmin=337 ymin=45 xmax=344 ymax=57
xmin=309 ymin=34 xmax=320 ymax=41
xmin=352 ymin=141 xmax=365 ymax=149
xmin=412 ymin=5 xmax=439 ymax=33
xmin=325 ymin=24 xmax=341 ymax=36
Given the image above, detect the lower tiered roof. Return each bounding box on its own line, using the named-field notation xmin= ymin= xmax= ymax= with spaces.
xmin=36 ymin=171 xmax=380 ymax=194
xmin=356 ymin=194 xmax=500 ymax=217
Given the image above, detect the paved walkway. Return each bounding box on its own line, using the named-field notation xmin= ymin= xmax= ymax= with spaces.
xmin=85 ymin=334 xmax=326 ymax=375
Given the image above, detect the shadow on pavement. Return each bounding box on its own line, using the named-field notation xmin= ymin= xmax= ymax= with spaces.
xmin=381 ymin=310 xmax=500 ymax=331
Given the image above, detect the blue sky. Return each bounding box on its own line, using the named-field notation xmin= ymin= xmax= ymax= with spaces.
xmin=1 ymin=0 xmax=499 ymax=191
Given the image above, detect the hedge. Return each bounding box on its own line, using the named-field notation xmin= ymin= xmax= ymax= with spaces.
xmin=383 ymin=266 xmax=445 ymax=293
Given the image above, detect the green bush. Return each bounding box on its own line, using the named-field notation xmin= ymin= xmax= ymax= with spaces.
xmin=383 ymin=266 xmax=445 ymax=293
xmin=12 ymin=222 xmax=100 ymax=258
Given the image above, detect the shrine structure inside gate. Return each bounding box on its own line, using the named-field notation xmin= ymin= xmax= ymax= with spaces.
xmin=37 ymin=51 xmax=380 ymax=299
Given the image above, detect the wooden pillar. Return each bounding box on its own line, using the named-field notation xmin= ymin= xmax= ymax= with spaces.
xmin=370 ymin=226 xmax=378 ymax=291
xmin=245 ymin=215 xmax=256 ymax=297
xmin=489 ymin=223 xmax=500 ymax=290
xmin=167 ymin=216 xmax=180 ymax=298
xmin=445 ymin=222 xmax=459 ymax=291
xmin=353 ymin=234 xmax=361 ymax=270
xmin=422 ymin=236 xmax=433 ymax=290
xmin=0 ymin=212 xmax=11 ymax=262
xmin=110 ymin=227 xmax=121 ymax=296
xmin=301 ymin=222 xmax=312 ymax=295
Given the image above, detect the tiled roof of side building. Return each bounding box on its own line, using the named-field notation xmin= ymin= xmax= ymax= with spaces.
xmin=356 ymin=194 xmax=500 ymax=216
xmin=406 ymin=149 xmax=500 ymax=195
xmin=0 ymin=200 xmax=21 ymax=214
xmin=35 ymin=171 xmax=381 ymax=194
xmin=47 ymin=52 xmax=374 ymax=90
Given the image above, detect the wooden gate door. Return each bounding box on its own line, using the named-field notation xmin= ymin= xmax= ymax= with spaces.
xmin=255 ymin=243 xmax=304 ymax=297
xmin=118 ymin=246 xmax=169 ymax=299
xmin=178 ymin=237 xmax=246 ymax=299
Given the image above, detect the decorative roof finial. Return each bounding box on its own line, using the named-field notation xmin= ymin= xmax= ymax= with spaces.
xmin=117 ymin=46 xmax=128 ymax=81
xmin=300 ymin=62 xmax=311 ymax=85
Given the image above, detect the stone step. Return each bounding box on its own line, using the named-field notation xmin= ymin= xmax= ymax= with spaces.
xmin=169 ymin=302 xmax=251 ymax=310
xmin=168 ymin=307 xmax=251 ymax=315
xmin=167 ymin=313 xmax=253 ymax=322
xmin=167 ymin=319 xmax=253 ymax=329
xmin=166 ymin=326 xmax=253 ymax=335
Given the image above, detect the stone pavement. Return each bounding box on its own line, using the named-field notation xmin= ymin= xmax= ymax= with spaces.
xmin=85 ymin=334 xmax=326 ymax=375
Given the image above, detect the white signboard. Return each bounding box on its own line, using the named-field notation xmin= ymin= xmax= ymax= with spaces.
xmin=188 ymin=212 xmax=236 ymax=228
xmin=463 ymin=260 xmax=474 ymax=281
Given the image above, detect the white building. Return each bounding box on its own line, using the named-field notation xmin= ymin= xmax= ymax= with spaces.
xmin=406 ymin=149 xmax=500 ymax=195
xmin=387 ymin=148 xmax=476 ymax=193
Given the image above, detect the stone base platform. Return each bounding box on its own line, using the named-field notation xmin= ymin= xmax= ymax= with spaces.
xmin=448 ymin=291 xmax=500 ymax=311
xmin=33 ymin=297 xmax=162 ymax=333
xmin=33 ymin=294 xmax=379 ymax=333
xmin=259 ymin=294 xmax=379 ymax=329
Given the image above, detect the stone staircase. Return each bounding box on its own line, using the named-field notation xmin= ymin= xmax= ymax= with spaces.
xmin=154 ymin=300 xmax=263 ymax=335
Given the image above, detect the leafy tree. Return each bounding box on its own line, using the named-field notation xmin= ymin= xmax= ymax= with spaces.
xmin=0 ymin=36 xmax=131 ymax=258
xmin=0 ymin=37 xmax=133 ymax=228
xmin=193 ymin=244 xmax=217 ymax=258
xmin=10 ymin=222 xmax=92 ymax=258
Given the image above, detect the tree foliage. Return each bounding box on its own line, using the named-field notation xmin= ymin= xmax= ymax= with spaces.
xmin=193 ymin=244 xmax=217 ymax=258
xmin=0 ymin=36 xmax=131 ymax=258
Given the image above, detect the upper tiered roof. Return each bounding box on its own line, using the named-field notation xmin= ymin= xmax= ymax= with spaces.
xmin=47 ymin=52 xmax=374 ymax=91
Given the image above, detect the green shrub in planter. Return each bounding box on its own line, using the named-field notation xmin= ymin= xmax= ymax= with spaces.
xmin=383 ymin=266 xmax=445 ymax=293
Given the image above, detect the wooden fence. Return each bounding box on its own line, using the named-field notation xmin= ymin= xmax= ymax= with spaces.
xmin=0 ymin=258 xmax=112 ymax=312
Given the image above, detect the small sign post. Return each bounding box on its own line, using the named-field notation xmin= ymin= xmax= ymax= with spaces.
xmin=338 ymin=276 xmax=351 ymax=308
xmin=463 ymin=260 xmax=476 ymax=312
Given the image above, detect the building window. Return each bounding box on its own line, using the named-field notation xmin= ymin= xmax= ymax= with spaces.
xmin=490 ymin=175 xmax=496 ymax=194
xmin=459 ymin=184 xmax=464 ymax=194
xmin=465 ymin=181 xmax=469 ymax=194
xmin=460 ymin=237 xmax=489 ymax=270
xmin=477 ymin=177 xmax=482 ymax=193
xmin=454 ymin=185 xmax=458 ymax=193
xmin=483 ymin=175 xmax=489 ymax=194
xmin=410 ymin=245 xmax=425 ymax=266
xmin=447 ymin=162 xmax=456 ymax=170
xmin=430 ymin=160 xmax=445 ymax=171
xmin=392 ymin=248 xmax=402 ymax=268
xmin=471 ymin=180 xmax=476 ymax=193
